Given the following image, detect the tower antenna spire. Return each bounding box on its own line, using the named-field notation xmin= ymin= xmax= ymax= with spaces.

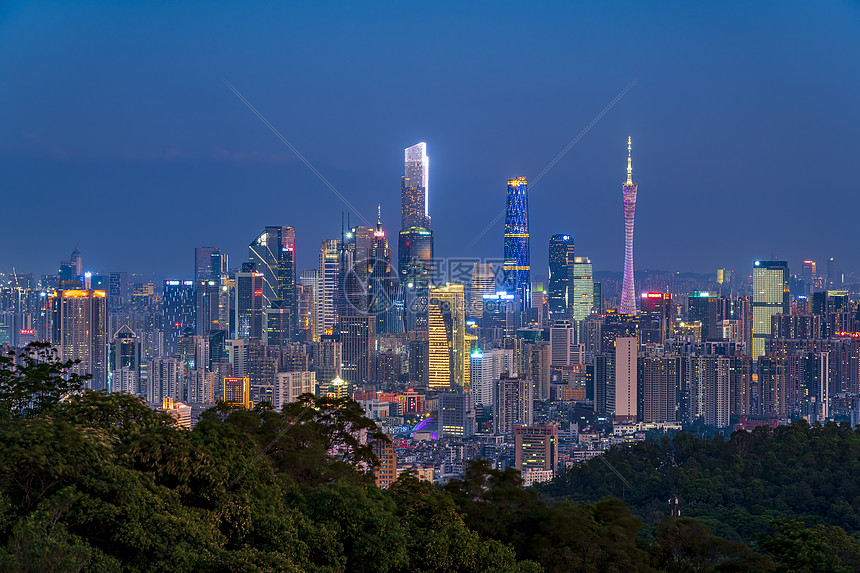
xmin=377 ymin=204 xmax=382 ymax=229
xmin=626 ymin=136 xmax=633 ymax=186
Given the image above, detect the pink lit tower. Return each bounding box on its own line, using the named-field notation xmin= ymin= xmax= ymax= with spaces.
xmin=619 ymin=136 xmax=638 ymax=315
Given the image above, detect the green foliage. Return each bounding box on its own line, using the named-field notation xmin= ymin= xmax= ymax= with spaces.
xmin=540 ymin=422 xmax=860 ymax=545
xmin=0 ymin=353 xmax=833 ymax=572
xmin=0 ymin=342 xmax=91 ymax=419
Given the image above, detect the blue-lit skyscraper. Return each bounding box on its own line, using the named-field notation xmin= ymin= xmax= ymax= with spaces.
xmin=399 ymin=142 xmax=433 ymax=332
xmin=547 ymin=234 xmax=574 ymax=320
xmin=503 ymin=177 xmax=530 ymax=311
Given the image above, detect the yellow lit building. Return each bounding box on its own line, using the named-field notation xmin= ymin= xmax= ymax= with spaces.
xmin=428 ymin=284 xmax=467 ymax=390
xmin=223 ymin=376 xmax=250 ymax=409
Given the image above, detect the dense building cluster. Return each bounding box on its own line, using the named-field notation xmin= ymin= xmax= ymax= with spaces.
xmin=2 ymin=140 xmax=859 ymax=489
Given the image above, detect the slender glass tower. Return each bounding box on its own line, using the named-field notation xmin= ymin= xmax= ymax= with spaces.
xmin=620 ymin=137 xmax=637 ymax=315
xmin=503 ymin=177 xmax=530 ymax=311
xmin=399 ymin=142 xmax=434 ymax=332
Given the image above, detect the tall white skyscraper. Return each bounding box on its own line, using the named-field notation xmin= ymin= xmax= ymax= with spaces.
xmin=751 ymin=260 xmax=789 ymax=360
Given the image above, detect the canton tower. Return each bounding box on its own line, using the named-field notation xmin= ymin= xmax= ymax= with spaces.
xmin=619 ymin=137 xmax=637 ymax=315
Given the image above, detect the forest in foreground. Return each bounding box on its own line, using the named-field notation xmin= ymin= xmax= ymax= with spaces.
xmin=2 ymin=343 xmax=859 ymax=572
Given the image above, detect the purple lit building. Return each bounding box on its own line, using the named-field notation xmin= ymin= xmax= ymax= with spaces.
xmin=620 ymin=137 xmax=638 ymax=315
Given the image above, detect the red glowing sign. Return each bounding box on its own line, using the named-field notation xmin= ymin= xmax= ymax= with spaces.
xmin=19 ymin=330 xmax=33 ymax=335
xmin=254 ymin=289 xmax=263 ymax=296
xmin=644 ymin=293 xmax=664 ymax=299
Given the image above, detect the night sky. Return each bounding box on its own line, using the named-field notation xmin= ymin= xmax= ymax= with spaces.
xmin=2 ymin=1 xmax=859 ymax=281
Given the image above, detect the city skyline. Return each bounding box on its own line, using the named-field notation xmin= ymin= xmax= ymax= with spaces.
xmin=2 ymin=2 xmax=859 ymax=277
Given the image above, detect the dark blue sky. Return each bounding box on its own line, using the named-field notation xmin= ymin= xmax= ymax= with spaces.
xmin=2 ymin=1 xmax=859 ymax=280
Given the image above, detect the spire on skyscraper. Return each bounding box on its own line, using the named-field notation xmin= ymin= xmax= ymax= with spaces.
xmin=626 ymin=136 xmax=633 ymax=186
xmin=377 ymin=204 xmax=382 ymax=232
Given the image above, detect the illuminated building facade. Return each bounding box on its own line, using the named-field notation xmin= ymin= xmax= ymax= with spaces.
xmin=428 ymin=284 xmax=468 ymax=390
xmin=514 ymin=423 xmax=558 ymax=476
xmin=752 ymin=260 xmax=790 ymax=360
xmin=639 ymin=292 xmax=674 ymax=345
xmin=547 ymin=234 xmax=574 ymax=320
xmin=162 ymin=280 xmax=195 ymax=356
xmin=234 ymin=271 xmax=264 ymax=340
xmin=318 ymin=239 xmax=340 ymax=337
xmin=438 ymin=392 xmax=476 ymax=437
xmin=51 ymin=289 xmax=108 ymax=390
xmin=249 ymin=226 xmax=296 ymax=337
xmin=339 ymin=315 xmax=376 ymax=385
xmin=223 ymin=376 xmax=251 ymax=408
xmin=401 ymin=142 xmax=430 ymax=230
xmin=503 ymin=177 xmax=530 ymax=312
xmin=469 ymin=262 xmax=495 ymax=320
xmin=620 ymin=137 xmax=638 ymax=315
xmin=570 ymin=256 xmax=594 ymax=321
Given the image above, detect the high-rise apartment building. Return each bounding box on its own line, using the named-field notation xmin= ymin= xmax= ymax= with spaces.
xmin=614 ymin=336 xmax=637 ymax=421
xmin=752 ymin=261 xmax=790 ymax=360
xmin=503 ymin=177 xmax=530 ymax=312
xmin=493 ymin=374 xmax=533 ymax=434
xmin=620 ymin=137 xmax=638 ymax=315
xmin=438 ymin=392 xmax=476 ymax=438
xmin=514 ymin=423 xmax=558 ymax=477
xmin=547 ymin=234 xmax=574 ymax=320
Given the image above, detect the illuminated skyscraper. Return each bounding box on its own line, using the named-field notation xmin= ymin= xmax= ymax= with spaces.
xmin=194 ymin=247 xmax=226 ymax=283
xmin=547 ymin=234 xmax=574 ymax=320
xmin=234 ymin=271 xmax=264 ymax=341
xmin=401 ymin=142 xmax=430 ymax=229
xmin=249 ymin=227 xmax=296 ymax=337
xmin=162 ymin=280 xmax=196 ymax=355
xmin=503 ymin=177 xmax=530 ymax=312
xmin=620 ymin=137 xmax=638 ymax=315
xmin=428 ymin=284 xmax=468 ymax=390
xmin=571 ymin=257 xmax=594 ymax=321
xmin=752 ymin=260 xmax=790 ymax=360
xmin=51 ymin=289 xmax=108 ymax=390
xmin=318 ymin=239 xmax=340 ymax=337
xmin=399 ymin=143 xmax=434 ymax=332
xmin=469 ymin=262 xmax=495 ymax=320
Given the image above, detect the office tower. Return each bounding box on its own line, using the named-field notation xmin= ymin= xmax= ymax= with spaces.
xmin=58 ymin=248 xmax=83 ymax=284
xmin=469 ymin=262 xmax=495 ymax=320
xmin=493 ymin=374 xmax=533 ymax=434
xmin=195 ymin=278 xmax=222 ymax=336
xmin=234 ymin=271 xmax=264 ymax=340
xmin=401 ymin=142 xmax=430 ymax=230
xmin=752 ymin=261 xmax=790 ymax=360
xmin=593 ymin=282 xmax=603 ymax=315
xmin=339 ymin=315 xmax=375 ymax=385
xmin=298 ymin=270 xmax=319 ymax=340
xmin=247 ymin=341 xmax=277 ymax=405
xmin=570 ymin=257 xmax=594 ymax=321
xmin=614 ymin=336 xmax=637 ymax=421
xmin=482 ymin=292 xmax=516 ymax=340
xmin=108 ymin=272 xmax=129 ymax=310
xmin=470 ymin=348 xmax=514 ymax=407
xmin=438 ymin=392 xmax=476 ymax=438
xmin=549 ymin=320 xmax=576 ymax=367
xmin=689 ymin=291 xmax=721 ymax=341
xmin=109 ymin=325 xmax=141 ymax=394
xmin=249 ymin=227 xmax=296 ymax=335
xmin=641 ymin=355 xmax=680 ymax=422
xmin=368 ymin=207 xmax=399 ymax=333
xmin=547 ymin=235 xmax=574 ymax=320
xmin=195 ymin=247 xmax=226 ymax=283
xmin=620 ymin=137 xmax=638 ymax=315
xmin=428 ymin=284 xmax=468 ymax=390
xmin=318 ymin=239 xmax=340 ymax=337
xmin=223 ymin=376 xmax=251 ymax=409
xmin=51 ymin=289 xmax=108 ymax=390
xmin=600 ymin=311 xmax=639 ymax=353
xmin=264 ymin=302 xmax=291 ymax=346
xmin=639 ymin=293 xmax=674 ymax=345
xmin=162 ymin=280 xmax=195 ymax=356
xmin=514 ymin=423 xmax=559 ymax=477
xmin=399 ymin=228 xmax=434 ymax=331
xmin=503 ymin=177 xmax=531 ymax=312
